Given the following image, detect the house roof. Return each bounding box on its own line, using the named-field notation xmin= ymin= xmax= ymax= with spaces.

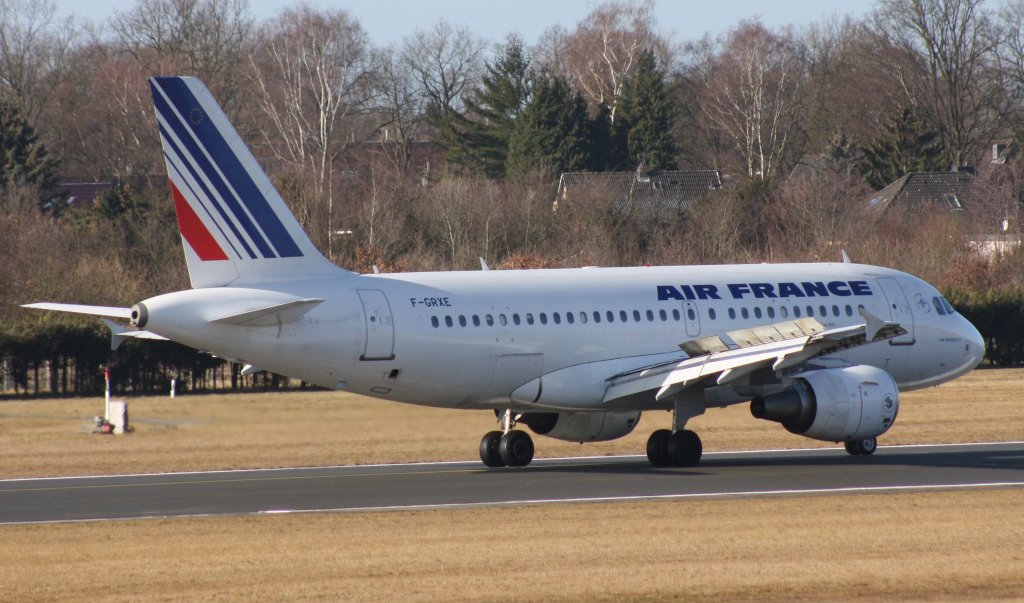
xmin=557 ymin=170 xmax=722 ymax=218
xmin=866 ymin=172 xmax=1019 ymax=233
xmin=47 ymin=181 xmax=115 ymax=209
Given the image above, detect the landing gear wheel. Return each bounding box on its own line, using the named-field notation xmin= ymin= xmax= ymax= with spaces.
xmin=646 ymin=429 xmax=673 ymax=467
xmin=844 ymin=437 xmax=877 ymax=456
xmin=480 ymin=431 xmax=506 ymax=467
xmin=498 ymin=430 xmax=534 ymax=467
xmin=667 ymin=430 xmax=703 ymax=467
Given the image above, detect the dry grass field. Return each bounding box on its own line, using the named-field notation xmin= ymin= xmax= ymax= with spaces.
xmin=1 ymin=367 xmax=1022 ymax=479
xmin=2 ymin=490 xmax=1022 ymax=601
xmin=1 ymin=368 xmax=1023 ymax=601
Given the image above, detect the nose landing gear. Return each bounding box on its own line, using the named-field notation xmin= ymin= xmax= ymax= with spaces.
xmin=479 ymin=409 xmax=535 ymax=468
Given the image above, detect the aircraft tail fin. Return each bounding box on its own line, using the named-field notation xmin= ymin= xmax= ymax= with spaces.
xmin=149 ymin=76 xmax=347 ymax=288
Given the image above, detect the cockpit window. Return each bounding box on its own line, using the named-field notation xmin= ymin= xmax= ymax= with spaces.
xmin=940 ymin=297 xmax=957 ymax=315
xmin=932 ymin=297 xmax=946 ymax=315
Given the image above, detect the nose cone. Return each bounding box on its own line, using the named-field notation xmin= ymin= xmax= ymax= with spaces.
xmin=964 ymin=317 xmax=985 ymax=369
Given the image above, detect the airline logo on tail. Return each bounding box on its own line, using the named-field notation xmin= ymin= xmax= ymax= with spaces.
xmin=150 ymin=77 xmax=303 ymax=262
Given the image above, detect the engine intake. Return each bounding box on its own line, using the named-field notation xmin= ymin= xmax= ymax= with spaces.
xmin=750 ymin=365 xmax=899 ymax=442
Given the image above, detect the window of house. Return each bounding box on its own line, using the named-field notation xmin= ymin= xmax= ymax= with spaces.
xmin=944 ymin=193 xmax=964 ymax=210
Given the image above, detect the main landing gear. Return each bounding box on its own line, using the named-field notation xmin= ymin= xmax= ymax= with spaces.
xmin=480 ymin=409 xmax=535 ymax=468
xmin=646 ymin=391 xmax=706 ymax=468
xmin=844 ymin=436 xmax=878 ymax=456
xmin=645 ymin=429 xmax=703 ymax=467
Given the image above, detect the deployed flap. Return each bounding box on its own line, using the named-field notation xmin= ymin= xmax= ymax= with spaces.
xmin=603 ymin=315 xmax=906 ymax=405
xmin=209 ymin=298 xmax=324 ymax=326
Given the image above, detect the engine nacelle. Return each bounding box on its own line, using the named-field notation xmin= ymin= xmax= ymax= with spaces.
xmin=520 ymin=411 xmax=641 ymax=443
xmin=750 ymin=365 xmax=899 ymax=442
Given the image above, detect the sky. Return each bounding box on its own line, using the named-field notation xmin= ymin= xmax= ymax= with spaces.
xmin=54 ymin=0 xmax=877 ymax=48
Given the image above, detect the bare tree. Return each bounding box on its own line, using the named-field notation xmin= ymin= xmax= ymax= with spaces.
xmin=400 ymin=20 xmax=484 ymax=118
xmin=112 ymin=0 xmax=252 ymax=109
xmin=873 ymin=0 xmax=1016 ymax=169
xmin=0 ymin=0 xmax=77 ymax=123
xmin=247 ymin=6 xmax=375 ymax=259
xmin=560 ymin=0 xmax=666 ymax=122
xmin=372 ymin=46 xmax=429 ymax=176
xmin=691 ymin=21 xmax=806 ymax=180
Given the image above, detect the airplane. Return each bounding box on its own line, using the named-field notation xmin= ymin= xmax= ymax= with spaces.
xmin=25 ymin=76 xmax=985 ymax=469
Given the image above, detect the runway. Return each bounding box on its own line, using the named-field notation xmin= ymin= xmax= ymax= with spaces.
xmin=2 ymin=442 xmax=1023 ymax=525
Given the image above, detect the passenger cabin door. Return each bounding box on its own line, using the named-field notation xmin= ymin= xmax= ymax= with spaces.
xmin=877 ymin=277 xmax=915 ymax=345
xmin=357 ymin=289 xmax=395 ymax=360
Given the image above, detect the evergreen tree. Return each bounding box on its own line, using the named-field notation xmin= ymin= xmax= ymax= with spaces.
xmin=449 ymin=36 xmax=532 ymax=177
xmin=860 ymin=106 xmax=944 ymax=190
xmin=506 ymin=73 xmax=592 ymax=177
xmin=0 ymin=103 xmax=58 ymax=207
xmin=614 ymin=50 xmax=677 ymax=172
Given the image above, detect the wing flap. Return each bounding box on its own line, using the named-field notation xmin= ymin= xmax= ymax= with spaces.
xmin=603 ymin=309 xmax=907 ymax=405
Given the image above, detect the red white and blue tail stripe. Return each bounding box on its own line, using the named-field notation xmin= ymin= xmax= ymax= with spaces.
xmin=150 ymin=76 xmax=343 ymax=287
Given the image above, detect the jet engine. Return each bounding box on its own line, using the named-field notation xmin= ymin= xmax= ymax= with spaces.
xmin=519 ymin=411 xmax=641 ymax=443
xmin=750 ymin=365 xmax=899 ymax=442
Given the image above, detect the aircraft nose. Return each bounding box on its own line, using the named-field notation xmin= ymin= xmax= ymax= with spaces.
xmin=963 ymin=318 xmax=985 ymax=367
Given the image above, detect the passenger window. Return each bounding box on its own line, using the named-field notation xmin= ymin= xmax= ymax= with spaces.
xmin=728 ymin=308 xmax=736 ymax=319
xmin=767 ymin=307 xmax=775 ymax=319
xmin=513 ymin=314 xmax=521 ymax=326
xmin=445 ymin=316 xmax=453 ymax=327
xmin=659 ymin=309 xmax=668 ymax=321
xmin=580 ymin=312 xmax=587 ymax=324
xmin=566 ymin=312 xmax=574 ymax=325
xmin=709 ymin=309 xmax=717 ymax=320
xmin=754 ymin=307 xmax=762 ymax=319
xmin=806 ymin=306 xmax=814 ymax=317
xmin=486 ymin=314 xmax=494 ymax=326
xmin=593 ymin=311 xmax=601 ymax=323
xmin=526 ymin=313 xmax=534 ymax=325
xmin=620 ymin=310 xmax=628 ymax=322
xmin=794 ymin=306 xmax=801 ymax=318
xmin=540 ymin=313 xmax=548 ymax=325
xmin=633 ymin=310 xmax=641 ymax=322
xmin=431 ymin=316 xmax=439 ymax=328
xmin=607 ymin=311 xmax=615 ymax=323
xmin=499 ymin=314 xmax=508 ymax=326
xmin=459 ymin=315 xmax=467 ymax=327
xmin=646 ymin=310 xmax=655 ymax=322
xmin=832 ymin=305 xmax=840 ymax=317
xmin=780 ymin=306 xmax=788 ymax=318
xmin=741 ymin=308 xmax=749 ymax=319
xmin=845 ymin=305 xmax=853 ymax=317
xmin=819 ymin=305 xmax=828 ymax=317
xmin=553 ymin=313 xmax=561 ymax=325
xmin=472 ymin=315 xmax=481 ymax=327
xmin=687 ymin=308 xmax=696 ymax=321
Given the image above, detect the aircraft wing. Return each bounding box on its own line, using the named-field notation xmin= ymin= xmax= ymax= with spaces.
xmin=602 ymin=309 xmax=906 ymax=405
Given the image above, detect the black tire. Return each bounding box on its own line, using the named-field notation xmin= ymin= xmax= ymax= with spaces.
xmin=499 ymin=430 xmax=534 ymax=467
xmin=858 ymin=437 xmax=878 ymax=456
xmin=667 ymin=430 xmax=703 ymax=467
xmin=480 ymin=431 xmax=506 ymax=467
xmin=646 ymin=429 xmax=673 ymax=467
xmin=844 ymin=440 xmax=863 ymax=455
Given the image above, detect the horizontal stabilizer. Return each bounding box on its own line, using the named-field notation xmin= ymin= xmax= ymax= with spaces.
xmin=22 ymin=303 xmax=132 ymax=319
xmin=101 ymin=319 xmax=168 ymax=350
xmin=209 ymin=298 xmax=324 ymax=326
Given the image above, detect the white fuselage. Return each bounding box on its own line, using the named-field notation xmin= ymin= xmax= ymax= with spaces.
xmin=136 ymin=261 xmax=984 ymax=413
